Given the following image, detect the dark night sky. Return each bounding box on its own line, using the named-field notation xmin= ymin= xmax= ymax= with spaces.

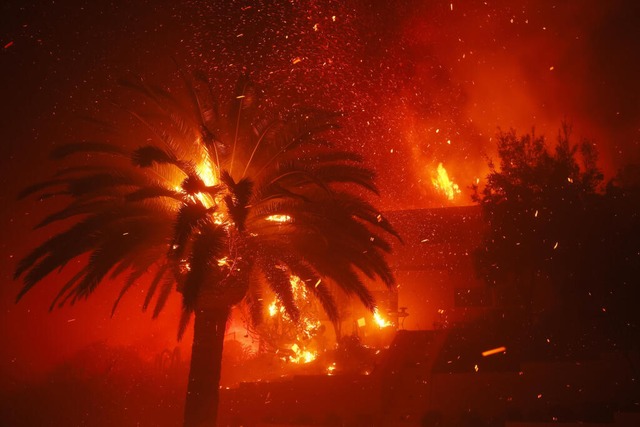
xmin=1 ymin=0 xmax=639 ymax=379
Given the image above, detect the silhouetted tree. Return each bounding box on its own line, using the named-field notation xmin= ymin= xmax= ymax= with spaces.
xmin=15 ymin=74 xmax=398 ymax=427
xmin=472 ymin=125 xmax=604 ymax=346
xmin=598 ymin=165 xmax=640 ymax=368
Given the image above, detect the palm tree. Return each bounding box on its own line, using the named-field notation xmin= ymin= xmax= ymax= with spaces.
xmin=14 ymin=73 xmax=398 ymax=427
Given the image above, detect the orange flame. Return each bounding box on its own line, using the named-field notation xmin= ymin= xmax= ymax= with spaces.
xmin=290 ymin=343 xmax=317 ymax=364
xmin=326 ymin=362 xmax=336 ymax=375
xmin=265 ymin=214 xmax=292 ymax=223
xmin=373 ymin=308 xmax=392 ymax=328
xmin=267 ymin=275 xmax=321 ymax=364
xmin=432 ymin=163 xmax=461 ymax=201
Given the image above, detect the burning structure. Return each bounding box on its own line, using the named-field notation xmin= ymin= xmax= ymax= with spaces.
xmin=216 ymin=202 xmax=639 ymax=426
xmin=221 ymin=205 xmax=480 ymax=378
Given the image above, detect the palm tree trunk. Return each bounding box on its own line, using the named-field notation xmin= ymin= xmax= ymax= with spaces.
xmin=184 ymin=307 xmax=229 ymax=427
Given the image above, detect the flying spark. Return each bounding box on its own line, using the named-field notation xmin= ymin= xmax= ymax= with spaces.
xmin=482 ymin=346 xmax=506 ymax=357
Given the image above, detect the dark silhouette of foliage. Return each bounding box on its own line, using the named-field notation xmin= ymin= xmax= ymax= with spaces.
xmin=598 ymin=165 xmax=640 ymax=367
xmin=472 ymin=125 xmax=604 ymax=350
xmin=15 ymin=73 xmax=398 ymax=427
xmin=473 ymin=125 xmax=640 ymax=361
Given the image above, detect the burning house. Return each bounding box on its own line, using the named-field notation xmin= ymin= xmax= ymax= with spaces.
xmin=224 ymin=206 xmax=485 ymax=371
xmin=217 ymin=206 xmax=639 ymax=426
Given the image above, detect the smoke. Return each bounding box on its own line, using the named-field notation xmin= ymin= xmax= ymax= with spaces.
xmin=362 ymin=0 xmax=639 ymax=206
xmin=182 ymin=0 xmax=640 ymax=207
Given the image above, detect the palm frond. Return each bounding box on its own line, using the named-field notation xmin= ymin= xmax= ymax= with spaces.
xmin=180 ymin=175 xmax=223 ymax=198
xmin=131 ymin=145 xmax=176 ymax=166
xmin=220 ymin=171 xmax=253 ymax=230
xmin=16 ymin=178 xmax=67 ymax=200
xmin=66 ymin=172 xmax=133 ymax=197
xmin=229 ymin=74 xmax=257 ymax=175
xmin=331 ymin=193 xmax=402 ymax=241
xmin=174 ymin=62 xmax=221 ymax=152
xmin=143 ymin=263 xmax=170 ymax=312
xmin=253 ymin=111 xmax=341 ymax=177
xmin=69 ymin=221 xmax=164 ymax=302
xmin=125 ymin=186 xmax=182 ymax=202
xmin=119 ymin=77 xmax=195 ymax=126
xmin=34 ymin=199 xmax=114 ymax=228
xmin=111 ymin=267 xmax=150 ymax=316
xmin=261 ymin=261 xmax=299 ymax=322
xmin=265 ymin=168 xmax=332 ymax=196
xmin=313 ymin=164 xmax=379 ymax=194
xmin=252 ymin=183 xmax=310 ymax=205
xmin=327 ymin=267 xmax=376 ymax=311
xmin=170 ymin=202 xmax=213 ymax=260
xmin=50 ymin=142 xmax=128 ymax=159
xmin=241 ymin=118 xmax=285 ymax=177
xmin=153 ymin=276 xmax=176 ymax=319
xmin=16 ymin=220 xmax=102 ymax=295
xmin=48 ymin=267 xmax=88 ymax=311
xmin=244 ymin=287 xmax=264 ymax=326
xmin=283 ymin=257 xmax=339 ymax=323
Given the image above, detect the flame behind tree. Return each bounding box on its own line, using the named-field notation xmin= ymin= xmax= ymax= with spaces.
xmin=14 ymin=73 xmax=399 ymax=427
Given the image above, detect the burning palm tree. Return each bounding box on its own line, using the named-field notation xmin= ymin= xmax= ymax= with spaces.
xmin=14 ymin=73 xmax=398 ymax=427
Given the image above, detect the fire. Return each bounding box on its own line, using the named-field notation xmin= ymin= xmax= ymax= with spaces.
xmin=289 ymin=275 xmax=303 ymax=295
xmin=194 ymin=147 xmax=217 ymax=186
xmin=432 ymin=162 xmax=461 ymax=201
xmin=290 ymin=344 xmax=317 ymax=364
xmin=265 ymin=214 xmax=292 ymax=223
xmin=373 ymin=308 xmax=392 ymax=328
xmin=268 ymin=300 xmax=279 ymax=317
xmin=264 ymin=275 xmax=322 ymax=364
xmin=189 ymin=146 xmax=238 ymax=227
xmin=327 ymin=362 xmax=336 ymax=375
xmin=266 ymin=276 xmax=311 ymax=320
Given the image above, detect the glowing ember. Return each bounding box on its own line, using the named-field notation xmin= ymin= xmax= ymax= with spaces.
xmin=482 ymin=346 xmax=507 ymax=357
xmin=268 ymin=300 xmax=278 ymax=317
xmin=327 ymin=362 xmax=337 ymax=375
xmin=432 ymin=163 xmax=461 ymax=201
xmin=265 ymin=214 xmax=292 ymax=223
xmin=289 ymin=275 xmax=304 ymax=296
xmin=373 ymin=308 xmax=392 ymax=328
